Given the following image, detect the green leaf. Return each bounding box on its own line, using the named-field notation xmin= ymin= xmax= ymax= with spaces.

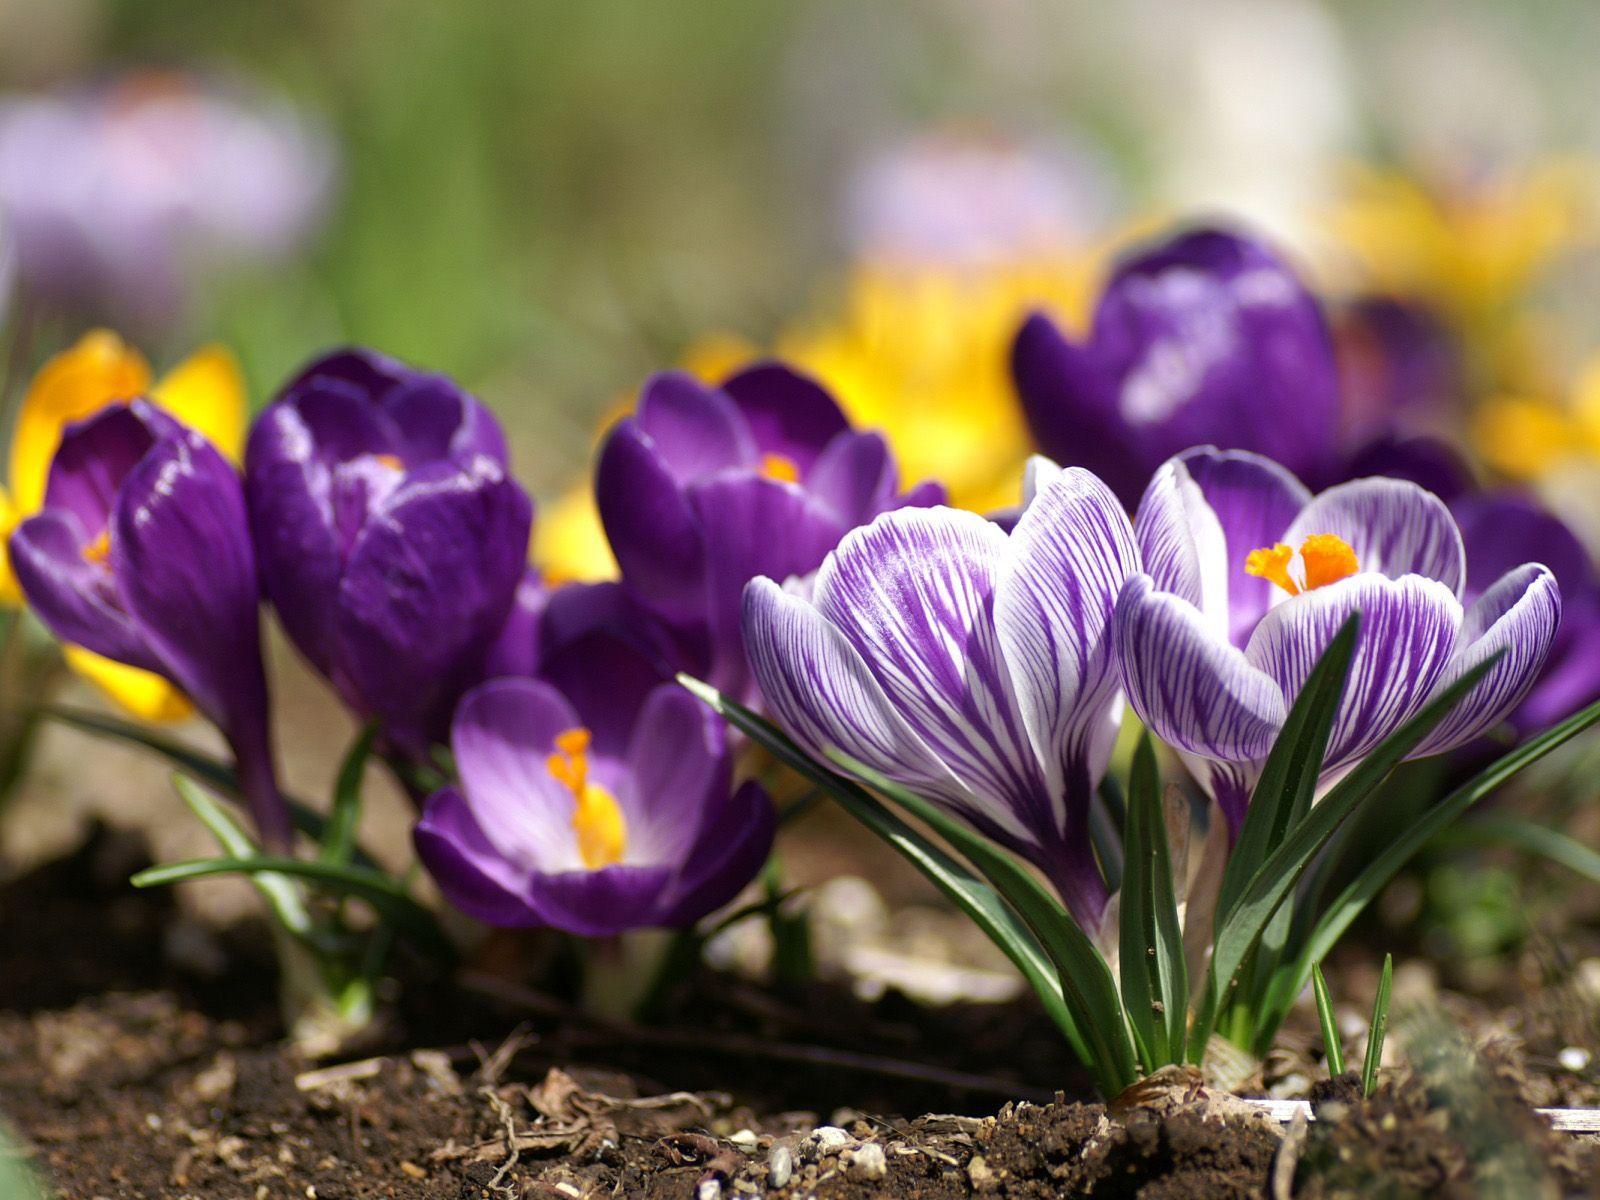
xmin=1362 ymin=953 xmax=1393 ymax=1097
xmin=1215 ymin=615 xmax=1359 ymax=927
xmin=1196 ymin=651 xmax=1498 ymax=1054
xmin=42 ymin=706 xmax=378 ymax=868
xmin=1285 ymin=695 xmax=1600 ymax=999
xmin=676 ymin=675 xmax=1091 ymax=1068
xmin=1438 ymin=812 xmax=1600 ymax=884
xmin=321 ymin=721 xmax=379 ymax=866
xmin=1090 ymin=776 xmax=1125 ymax=892
xmin=1311 ymin=961 xmax=1344 ymax=1077
xmin=1118 ymin=733 xmax=1187 ymax=1068
xmin=830 ymin=750 xmax=1138 ymax=1094
xmin=133 ymin=854 xmax=455 ymax=964
xmin=172 ymin=775 xmax=313 ymax=938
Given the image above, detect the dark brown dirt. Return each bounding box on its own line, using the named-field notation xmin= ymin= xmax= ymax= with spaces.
xmin=4 ymin=829 xmax=1600 ymax=1198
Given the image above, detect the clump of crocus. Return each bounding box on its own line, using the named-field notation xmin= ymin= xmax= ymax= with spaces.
xmin=7 ymin=401 xmax=289 ymax=847
xmin=596 ymin=363 xmax=943 ymax=702
xmin=1116 ymin=446 xmax=1562 ymax=831
xmin=1012 ymin=226 xmax=1343 ymax=504
xmin=246 ymin=348 xmax=532 ymax=763
xmin=741 ymin=460 xmax=1137 ymax=928
xmin=416 ymin=581 xmax=774 ymax=936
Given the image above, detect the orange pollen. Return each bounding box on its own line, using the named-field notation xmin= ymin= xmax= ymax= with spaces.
xmin=373 ymin=453 xmax=404 ymax=471
xmin=1245 ymin=534 xmax=1359 ymax=596
xmin=759 ymin=453 xmax=801 ymax=484
xmin=546 ymin=726 xmax=627 ymax=870
xmin=81 ymin=531 xmax=112 ymax=565
xmin=545 ymin=727 xmax=593 ymax=795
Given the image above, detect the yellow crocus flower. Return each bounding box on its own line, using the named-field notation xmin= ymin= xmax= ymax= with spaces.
xmin=3 ymin=330 xmax=249 ymax=721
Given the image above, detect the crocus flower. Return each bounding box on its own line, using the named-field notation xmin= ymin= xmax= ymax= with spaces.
xmin=596 ymin=362 xmax=943 ymax=702
xmin=742 ymin=461 xmax=1138 ymax=928
xmin=414 ymin=586 xmax=774 ymax=936
xmin=1013 ymin=226 xmax=1343 ymax=504
xmin=3 ymin=329 xmax=248 ymax=721
xmin=7 ymin=401 xmax=289 ymax=847
xmin=1116 ymin=447 xmax=1562 ymax=834
xmin=246 ymin=348 xmax=532 ymax=760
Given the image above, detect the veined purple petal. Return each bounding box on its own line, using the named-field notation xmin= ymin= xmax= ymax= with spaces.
xmin=995 ymin=466 xmax=1139 ymax=797
xmin=335 ymin=456 xmax=532 ymax=754
xmin=1245 ymin=573 xmax=1462 ymax=771
xmin=1413 ymin=564 xmax=1561 ymax=756
xmin=1116 ymin=574 xmax=1287 ymax=761
xmin=635 ymin=372 xmax=756 ymax=482
xmin=450 ymin=678 xmax=587 ymax=874
xmin=806 ymin=430 xmax=897 ymax=527
xmin=719 ymin=362 xmax=850 ymax=472
xmin=1133 ymin=457 xmax=1230 ymax=636
xmin=742 ymin=577 xmax=990 ymax=827
xmin=812 ymin=507 xmax=1048 ymax=830
xmin=414 ymin=787 xmax=544 ymax=927
xmin=595 ymin=419 xmax=708 ymax=626
xmin=1283 ymin=478 xmax=1465 ymax=596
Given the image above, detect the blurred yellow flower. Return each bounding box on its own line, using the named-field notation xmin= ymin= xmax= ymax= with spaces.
xmin=1475 ymin=356 xmax=1600 ymax=481
xmin=3 ymin=330 xmax=247 ymax=722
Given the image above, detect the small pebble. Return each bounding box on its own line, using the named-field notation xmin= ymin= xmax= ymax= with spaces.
xmin=728 ymin=1128 xmax=760 ymax=1149
xmin=697 ymin=1179 xmax=722 ymax=1200
xmin=968 ymin=1154 xmax=996 ymax=1192
xmin=807 ymin=1125 xmax=851 ymax=1153
xmin=768 ymin=1145 xmax=794 ymax=1188
xmin=1559 ymin=1046 xmax=1592 ymax=1072
xmin=847 ymin=1143 xmax=887 ymax=1180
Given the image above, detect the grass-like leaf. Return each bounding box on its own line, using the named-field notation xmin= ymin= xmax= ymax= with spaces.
xmin=676 ymin=675 xmax=1090 ymax=1065
xmin=172 ymin=775 xmax=313 ymax=938
xmin=1119 ymin=733 xmax=1187 ymax=1067
xmin=321 ymin=721 xmax=379 ymax=866
xmin=1439 ymin=812 xmax=1600 ymax=884
xmin=133 ymin=853 xmax=455 ymax=963
xmin=1311 ymin=960 xmax=1344 ymax=1077
xmin=1362 ymin=953 xmax=1393 ymax=1097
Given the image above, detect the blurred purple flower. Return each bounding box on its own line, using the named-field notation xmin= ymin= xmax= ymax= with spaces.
xmin=1335 ymin=296 xmax=1460 ymax=444
xmin=0 ymin=71 xmax=334 ymax=330
xmin=246 ymin=348 xmax=532 ymax=761
xmin=7 ymin=400 xmax=288 ymax=847
xmin=742 ymin=461 xmax=1137 ymax=928
xmin=1013 ymin=226 xmax=1343 ymax=504
xmin=1117 ymin=447 xmax=1561 ymax=833
xmin=595 ymin=362 xmax=944 ymax=702
xmin=414 ymin=639 xmax=774 ymax=935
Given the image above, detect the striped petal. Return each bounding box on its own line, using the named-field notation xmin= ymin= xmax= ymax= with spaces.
xmin=1413 ymin=564 xmax=1562 ymax=756
xmin=1116 ymin=574 xmax=1287 ymax=761
xmin=1245 ymin=573 xmax=1462 ymax=771
xmin=1284 ymin=478 xmax=1465 ymax=596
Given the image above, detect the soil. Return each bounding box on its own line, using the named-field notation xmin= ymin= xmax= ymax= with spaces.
xmin=3 ymin=828 xmax=1600 ymax=1198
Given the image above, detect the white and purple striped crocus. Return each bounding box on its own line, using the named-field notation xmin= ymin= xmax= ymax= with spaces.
xmin=596 ymin=363 xmax=942 ymax=704
xmin=1116 ymin=447 xmax=1563 ymax=834
xmin=415 ymin=581 xmax=774 ymax=936
xmin=246 ymin=348 xmax=532 ymax=762
xmin=7 ymin=401 xmax=290 ymax=848
xmin=742 ymin=461 xmax=1138 ymax=928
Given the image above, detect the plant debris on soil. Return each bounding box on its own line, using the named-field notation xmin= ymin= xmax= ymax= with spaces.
xmin=4 ymin=828 xmax=1600 ymax=1198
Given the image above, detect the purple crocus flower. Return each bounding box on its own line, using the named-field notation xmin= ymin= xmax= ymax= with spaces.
xmin=742 ymin=461 xmax=1138 ymax=929
xmin=1453 ymin=492 xmax=1600 ymax=735
xmin=7 ymin=400 xmax=289 ymax=847
xmin=1012 ymin=227 xmax=1342 ymax=504
xmin=1116 ymin=447 xmax=1562 ymax=834
xmin=414 ymin=588 xmax=775 ymax=936
xmin=246 ymin=348 xmax=532 ymax=760
xmin=596 ymin=362 xmax=943 ymax=702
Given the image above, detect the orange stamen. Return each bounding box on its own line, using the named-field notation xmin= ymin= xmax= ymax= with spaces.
xmin=545 ymin=726 xmax=626 ymax=869
xmin=1245 ymin=534 xmax=1360 ymax=596
xmin=373 ymin=453 xmax=404 ymax=471
xmin=1244 ymin=543 xmax=1299 ymax=595
xmin=759 ymin=453 xmax=800 ymax=484
xmin=81 ymin=530 xmax=112 ymax=565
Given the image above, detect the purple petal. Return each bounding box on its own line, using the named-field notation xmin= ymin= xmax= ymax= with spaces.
xmin=414 ymin=787 xmax=545 ymax=927
xmin=1454 ymin=492 xmax=1594 ymax=604
xmin=519 ymin=864 xmax=677 ymax=938
xmin=383 ymin=373 xmax=510 ymax=467
xmin=718 ymin=362 xmax=850 ymax=472
xmin=1116 ymin=574 xmax=1287 ymax=761
xmin=1284 ymin=478 xmax=1465 ymax=595
xmin=1245 ymin=574 xmax=1462 ymax=771
xmin=335 ymin=456 xmax=533 ymax=754
xmin=481 ymin=568 xmax=551 ymax=680
xmin=620 ymin=685 xmax=730 ymax=866
xmin=812 ymin=507 xmax=1049 ymax=830
xmin=635 ymin=372 xmax=756 ymax=482
xmin=806 ymin=430 xmax=896 ymax=526
xmin=1515 ymin=590 xmax=1600 ymax=732
xmin=1136 ymin=447 xmax=1311 ymax=647
xmin=43 ymin=403 xmax=175 ymax=535
xmin=450 ymin=678 xmax=587 ymax=872
xmin=1341 ymin=435 xmax=1472 ymax=505
xmin=537 ymin=584 xmax=671 ymax=759
xmin=8 ymin=507 xmax=163 ymax=671
xmin=888 ymin=478 xmax=949 ymax=511
xmin=595 ymin=420 xmax=707 ymax=626
xmin=285 ymin=346 xmax=416 ymax=398
xmin=657 ymin=779 xmax=776 ymax=926
xmin=1413 ymin=565 xmax=1562 ymax=756
xmin=995 ymin=467 xmax=1139 ymax=795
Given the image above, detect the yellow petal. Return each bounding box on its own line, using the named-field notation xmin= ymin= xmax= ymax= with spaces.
xmin=536 ymin=487 xmax=618 ymax=583
xmin=0 ymin=484 xmax=19 ymax=607
xmin=61 ymin=645 xmax=195 ymax=724
xmin=9 ymin=331 xmax=151 ymax=513
xmin=1473 ymin=395 xmax=1579 ymax=480
xmin=152 ymin=344 xmax=249 ymax=462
